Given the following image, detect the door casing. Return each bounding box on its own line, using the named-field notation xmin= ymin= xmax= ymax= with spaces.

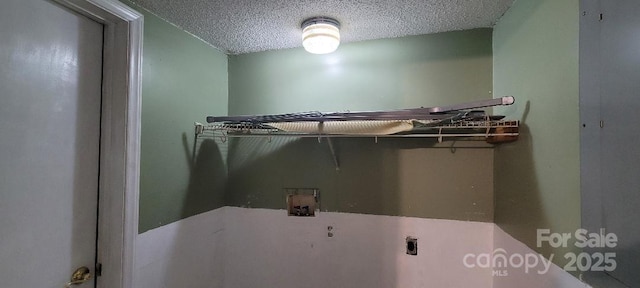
xmin=50 ymin=0 xmax=143 ymax=287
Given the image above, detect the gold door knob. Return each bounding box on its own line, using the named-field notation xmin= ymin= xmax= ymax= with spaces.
xmin=64 ymin=266 xmax=93 ymax=287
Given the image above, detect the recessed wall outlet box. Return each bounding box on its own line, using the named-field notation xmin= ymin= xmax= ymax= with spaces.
xmin=285 ymin=188 xmax=319 ymax=217
xmin=406 ymin=237 xmax=418 ymax=255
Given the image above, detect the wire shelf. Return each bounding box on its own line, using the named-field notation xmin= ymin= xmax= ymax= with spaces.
xmin=194 ymin=120 xmax=519 ymax=144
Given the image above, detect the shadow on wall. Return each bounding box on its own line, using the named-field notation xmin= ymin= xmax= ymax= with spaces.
xmin=494 ymin=101 xmax=575 ymax=261
xmin=494 ymin=124 xmax=546 ymax=244
xmin=180 ymin=134 xmax=227 ymax=217
xmin=225 ymin=136 xmax=494 ymax=219
xmin=223 ymin=134 xmax=494 ymax=286
xmin=158 ymin=135 xmax=227 ymax=287
xmin=226 ymin=136 xmax=402 ymax=287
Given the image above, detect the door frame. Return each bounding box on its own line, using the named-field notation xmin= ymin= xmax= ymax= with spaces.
xmin=51 ymin=0 xmax=143 ymax=287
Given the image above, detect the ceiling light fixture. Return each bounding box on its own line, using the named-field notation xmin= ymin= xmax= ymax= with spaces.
xmin=301 ymin=17 xmax=340 ymax=54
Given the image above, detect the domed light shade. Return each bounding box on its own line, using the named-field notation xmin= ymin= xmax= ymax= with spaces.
xmin=301 ymin=17 xmax=340 ymax=54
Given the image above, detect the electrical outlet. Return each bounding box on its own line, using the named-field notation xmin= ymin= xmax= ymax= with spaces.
xmin=406 ymin=237 xmax=418 ymax=255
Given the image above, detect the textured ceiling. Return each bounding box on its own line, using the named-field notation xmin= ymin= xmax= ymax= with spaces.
xmin=131 ymin=0 xmax=514 ymax=55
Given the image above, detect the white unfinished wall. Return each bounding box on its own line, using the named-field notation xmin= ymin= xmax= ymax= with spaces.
xmin=134 ymin=207 xmax=590 ymax=288
xmin=492 ymin=227 xmax=591 ymax=288
xmin=134 ymin=208 xmax=226 ymax=288
xmin=223 ymin=207 xmax=493 ymax=288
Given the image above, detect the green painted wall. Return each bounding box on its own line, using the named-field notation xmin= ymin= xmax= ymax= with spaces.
xmin=493 ymin=0 xmax=580 ymax=266
xmin=226 ymin=29 xmax=497 ymax=222
xmin=229 ymin=29 xmax=493 ymax=114
xmin=122 ymin=2 xmax=229 ymax=233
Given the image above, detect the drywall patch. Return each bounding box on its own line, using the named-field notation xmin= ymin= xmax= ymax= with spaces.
xmin=134 ymin=208 xmax=226 ymax=288
xmin=492 ymin=226 xmax=591 ymax=288
xmin=135 ymin=207 xmax=591 ymax=288
xmin=222 ymin=207 xmax=494 ymax=287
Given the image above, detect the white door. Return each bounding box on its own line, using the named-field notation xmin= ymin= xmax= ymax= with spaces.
xmin=0 ymin=0 xmax=104 ymax=287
